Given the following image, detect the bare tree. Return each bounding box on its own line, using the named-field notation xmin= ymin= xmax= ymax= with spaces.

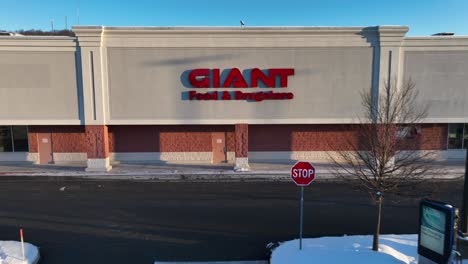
xmin=328 ymin=79 xmax=435 ymax=251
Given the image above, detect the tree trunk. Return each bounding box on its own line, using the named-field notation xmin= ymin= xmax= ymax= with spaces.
xmin=372 ymin=195 xmax=383 ymax=251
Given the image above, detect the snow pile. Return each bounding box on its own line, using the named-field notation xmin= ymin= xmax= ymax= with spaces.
xmin=270 ymin=234 xmax=418 ymax=264
xmin=0 ymin=241 xmax=39 ymax=264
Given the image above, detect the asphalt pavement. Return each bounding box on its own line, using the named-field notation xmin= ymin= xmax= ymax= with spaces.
xmin=0 ymin=177 xmax=463 ymax=264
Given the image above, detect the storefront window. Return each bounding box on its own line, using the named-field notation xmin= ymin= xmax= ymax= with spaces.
xmin=465 ymin=124 xmax=468 ymax=150
xmin=448 ymin=123 xmax=466 ymax=149
xmin=0 ymin=126 xmax=13 ymax=152
xmin=0 ymin=126 xmax=28 ymax=152
xmin=12 ymin=126 xmax=28 ymax=152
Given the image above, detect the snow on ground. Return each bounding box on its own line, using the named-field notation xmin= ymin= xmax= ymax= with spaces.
xmin=0 ymin=241 xmax=39 ymax=264
xmin=270 ymin=234 xmax=418 ymax=264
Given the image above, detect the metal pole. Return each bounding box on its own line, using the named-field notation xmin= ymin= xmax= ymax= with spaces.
xmin=77 ymin=0 xmax=80 ymax=25
xmin=299 ymin=186 xmax=304 ymax=250
xmin=462 ymin=146 xmax=468 ymax=233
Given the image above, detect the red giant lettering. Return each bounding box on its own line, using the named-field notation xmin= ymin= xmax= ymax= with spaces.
xmin=212 ymin=68 xmax=220 ymax=87
xmin=251 ymin=68 xmax=275 ymax=88
xmin=188 ymin=68 xmax=295 ymax=88
xmin=222 ymin=68 xmax=248 ymax=88
xmin=188 ymin=69 xmax=210 ymax=88
xmin=270 ymin=68 xmax=295 ymax=87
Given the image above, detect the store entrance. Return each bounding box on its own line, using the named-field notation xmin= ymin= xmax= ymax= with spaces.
xmin=38 ymin=133 xmax=53 ymax=164
xmin=211 ymin=132 xmax=227 ymax=163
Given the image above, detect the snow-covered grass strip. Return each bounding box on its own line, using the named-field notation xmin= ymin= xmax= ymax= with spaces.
xmin=270 ymin=234 xmax=418 ymax=264
xmin=154 ymin=261 xmax=267 ymax=264
xmin=0 ymin=241 xmax=39 ymax=264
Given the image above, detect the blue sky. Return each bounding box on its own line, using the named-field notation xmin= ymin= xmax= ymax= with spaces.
xmin=1 ymin=0 xmax=468 ymax=36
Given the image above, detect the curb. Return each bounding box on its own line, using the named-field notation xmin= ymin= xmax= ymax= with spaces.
xmin=0 ymin=171 xmax=464 ymax=182
xmin=154 ymin=261 xmax=268 ymax=264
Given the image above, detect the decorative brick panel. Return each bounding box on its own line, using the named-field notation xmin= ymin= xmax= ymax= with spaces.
xmin=424 ymin=124 xmax=448 ymax=150
xmin=249 ymin=124 xmax=359 ymax=151
xmin=85 ymin=125 xmax=109 ymax=159
xmin=249 ymin=124 xmax=448 ymax=151
xmin=108 ymin=125 xmax=235 ymax=152
xmin=291 ymin=125 xmax=360 ymax=151
xmin=28 ymin=131 xmax=38 ymax=153
xmin=160 ymin=131 xmax=212 ymax=152
xmin=401 ymin=124 xmax=448 ymax=150
xmin=235 ymin=123 xmax=249 ymax=158
xmin=28 ymin=124 xmax=448 ymax=158
xmin=28 ymin=126 xmax=86 ymax=153
xmin=108 ymin=125 xmax=156 ymax=152
xmin=52 ymin=127 xmax=86 ymax=152
xmin=226 ymin=130 xmax=235 ymax=152
xmin=108 ymin=130 xmax=115 ymax=152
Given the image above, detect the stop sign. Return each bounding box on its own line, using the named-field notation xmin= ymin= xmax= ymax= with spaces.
xmin=291 ymin=161 xmax=316 ymax=186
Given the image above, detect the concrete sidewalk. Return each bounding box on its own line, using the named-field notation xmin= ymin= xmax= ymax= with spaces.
xmin=0 ymin=160 xmax=465 ymax=181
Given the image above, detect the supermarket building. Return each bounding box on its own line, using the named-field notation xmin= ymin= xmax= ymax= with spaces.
xmin=0 ymin=25 xmax=467 ymax=171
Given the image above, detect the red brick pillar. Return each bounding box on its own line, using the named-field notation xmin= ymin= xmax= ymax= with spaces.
xmin=85 ymin=125 xmax=112 ymax=172
xmin=27 ymin=130 xmax=39 ymax=164
xmin=234 ymin=123 xmax=250 ymax=171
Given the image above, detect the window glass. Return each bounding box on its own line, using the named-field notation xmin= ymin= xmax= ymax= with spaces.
xmin=448 ymin=123 xmax=464 ymax=149
xmin=12 ymin=126 xmax=28 ymax=152
xmin=0 ymin=126 xmax=13 ymax=152
xmin=465 ymin=124 xmax=468 ymax=150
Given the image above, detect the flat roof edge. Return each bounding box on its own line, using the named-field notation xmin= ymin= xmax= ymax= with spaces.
xmin=0 ymin=36 xmax=76 ymax=40
xmin=404 ymin=36 xmax=468 ymax=40
xmin=72 ymin=25 xmax=408 ymax=32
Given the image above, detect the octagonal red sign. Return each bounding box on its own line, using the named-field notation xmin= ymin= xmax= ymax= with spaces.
xmin=291 ymin=161 xmax=316 ymax=186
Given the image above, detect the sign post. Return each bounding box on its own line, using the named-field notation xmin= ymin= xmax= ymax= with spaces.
xmin=299 ymin=185 xmax=304 ymax=250
xmin=291 ymin=161 xmax=316 ymax=250
xmin=20 ymin=228 xmax=25 ymax=262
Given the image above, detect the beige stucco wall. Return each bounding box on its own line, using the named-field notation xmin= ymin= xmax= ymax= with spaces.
xmin=403 ymin=50 xmax=468 ymax=122
xmin=0 ymin=36 xmax=80 ymax=124
xmin=106 ymin=47 xmax=373 ymax=124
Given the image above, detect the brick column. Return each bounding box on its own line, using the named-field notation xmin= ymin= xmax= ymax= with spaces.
xmin=27 ymin=130 xmax=40 ymax=164
xmin=234 ymin=123 xmax=250 ymax=171
xmin=85 ymin=125 xmax=112 ymax=172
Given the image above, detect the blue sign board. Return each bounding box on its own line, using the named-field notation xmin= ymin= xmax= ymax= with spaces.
xmin=418 ymin=199 xmax=455 ymax=264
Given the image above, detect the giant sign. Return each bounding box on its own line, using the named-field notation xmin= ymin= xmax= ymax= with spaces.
xmin=186 ymin=68 xmax=295 ymax=102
